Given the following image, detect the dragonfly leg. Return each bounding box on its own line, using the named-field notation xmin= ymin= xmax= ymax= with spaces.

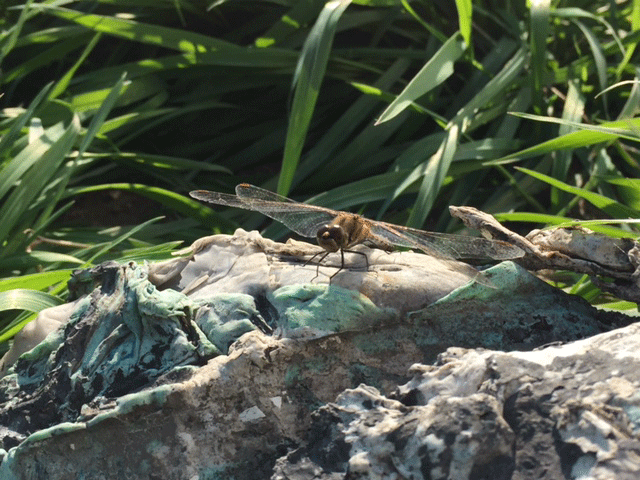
xmin=303 ymin=249 xmax=369 ymax=281
xmin=328 ymin=249 xmax=345 ymax=281
xmin=303 ymin=250 xmax=329 ymax=267
xmin=326 ymin=249 xmax=369 ymax=281
xmin=344 ymin=249 xmax=369 ymax=270
xmin=304 ymin=251 xmax=331 ymax=281
xmin=327 ymin=249 xmax=369 ymax=280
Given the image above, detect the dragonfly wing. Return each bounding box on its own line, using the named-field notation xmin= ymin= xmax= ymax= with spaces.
xmin=400 ymin=227 xmax=524 ymax=260
xmin=192 ymin=185 xmax=338 ymax=238
xmin=235 ymin=184 xmax=297 ymax=204
xmin=371 ymin=222 xmax=524 ymax=260
xmin=368 ymin=224 xmax=453 ymax=258
xmin=190 ymin=190 xmax=253 ymax=208
xmin=235 ymin=184 xmax=340 ymax=237
xmin=252 ymin=207 xmax=337 ymax=238
xmin=368 ymin=223 xmax=505 ymax=287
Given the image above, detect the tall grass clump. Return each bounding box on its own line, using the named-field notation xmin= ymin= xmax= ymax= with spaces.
xmin=2 ymin=0 xmax=640 ymax=342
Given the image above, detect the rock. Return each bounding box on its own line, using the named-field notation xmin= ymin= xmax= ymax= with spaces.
xmin=150 ymin=229 xmax=493 ymax=311
xmin=0 ymin=231 xmax=636 ymax=479
xmin=0 ymin=261 xmax=218 ymax=452
xmin=0 ymin=301 xmax=73 ymax=376
xmin=274 ymin=323 xmax=640 ymax=480
xmin=451 ymin=206 xmax=640 ymax=303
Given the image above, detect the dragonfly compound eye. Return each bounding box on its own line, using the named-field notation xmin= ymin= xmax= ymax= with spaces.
xmin=317 ymin=225 xmax=347 ymax=252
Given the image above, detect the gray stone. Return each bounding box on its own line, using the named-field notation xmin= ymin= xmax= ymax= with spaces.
xmin=0 ymin=231 xmax=636 ymax=479
xmin=275 ymin=325 xmax=640 ymax=480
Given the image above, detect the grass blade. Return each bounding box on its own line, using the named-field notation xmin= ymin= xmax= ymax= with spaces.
xmin=0 ymin=115 xmax=81 ymax=255
xmin=406 ymin=123 xmax=460 ymax=227
xmin=455 ymin=0 xmax=472 ymax=46
xmin=530 ymin=0 xmax=550 ymax=111
xmin=0 ymin=271 xmax=73 ymax=293
xmin=569 ymin=18 xmax=608 ymax=113
xmin=0 ymin=0 xmax=34 ymax=63
xmin=48 ymin=32 xmax=102 ymax=100
xmin=0 ymin=289 xmax=65 ymax=314
xmin=278 ymin=0 xmax=352 ymax=196
xmin=551 ymin=80 xmax=584 ymax=207
xmin=517 ymin=167 xmax=639 ymax=218
xmin=0 ymin=82 xmax=52 ymax=154
xmin=293 ymin=58 xmax=410 ymax=186
xmin=500 ymin=115 xmax=640 ymax=162
xmin=376 ymin=32 xmax=466 ymax=125
xmin=44 ymin=6 xmax=239 ymax=52
xmin=77 ymin=72 xmax=128 ymax=156
xmin=82 ymin=216 xmax=164 ymax=266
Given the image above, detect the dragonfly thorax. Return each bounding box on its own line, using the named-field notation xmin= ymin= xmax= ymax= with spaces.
xmin=317 ymin=225 xmax=349 ymax=252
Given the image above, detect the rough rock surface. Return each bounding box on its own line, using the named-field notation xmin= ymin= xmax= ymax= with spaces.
xmin=0 ymin=231 xmax=637 ymax=479
xmin=274 ymin=325 xmax=640 ymax=480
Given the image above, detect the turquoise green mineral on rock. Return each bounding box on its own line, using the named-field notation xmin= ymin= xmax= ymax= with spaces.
xmin=195 ymin=293 xmax=267 ymax=354
xmin=268 ymin=284 xmax=395 ymax=334
xmin=0 ymin=262 xmax=219 ymax=438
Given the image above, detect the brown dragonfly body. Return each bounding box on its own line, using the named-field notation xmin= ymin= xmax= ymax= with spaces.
xmin=190 ymin=184 xmax=524 ymax=278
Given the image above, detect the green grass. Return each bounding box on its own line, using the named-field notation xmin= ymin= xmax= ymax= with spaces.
xmin=2 ymin=0 xmax=640 ymax=344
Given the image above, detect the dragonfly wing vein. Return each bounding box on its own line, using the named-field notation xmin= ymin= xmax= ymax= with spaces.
xmin=398 ymin=228 xmax=524 ymax=260
xmin=192 ymin=188 xmax=337 ymax=238
xmin=372 ymin=222 xmax=523 ymax=260
xmin=190 ymin=191 xmax=250 ymax=208
xmin=369 ymin=225 xmax=454 ymax=258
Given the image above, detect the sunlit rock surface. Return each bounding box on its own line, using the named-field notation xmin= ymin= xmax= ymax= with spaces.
xmin=274 ymin=327 xmax=640 ymax=480
xmin=0 ymin=230 xmax=636 ymax=479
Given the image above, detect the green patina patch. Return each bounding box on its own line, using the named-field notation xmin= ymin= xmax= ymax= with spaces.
xmin=269 ymin=284 xmax=394 ymax=334
xmin=284 ymin=364 xmax=302 ymax=386
xmin=194 ymin=293 xmax=266 ymax=354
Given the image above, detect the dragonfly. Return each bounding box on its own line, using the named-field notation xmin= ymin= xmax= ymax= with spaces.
xmin=190 ymin=184 xmax=525 ymax=280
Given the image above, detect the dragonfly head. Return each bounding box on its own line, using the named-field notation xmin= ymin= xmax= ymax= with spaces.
xmin=317 ymin=225 xmax=348 ymax=252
